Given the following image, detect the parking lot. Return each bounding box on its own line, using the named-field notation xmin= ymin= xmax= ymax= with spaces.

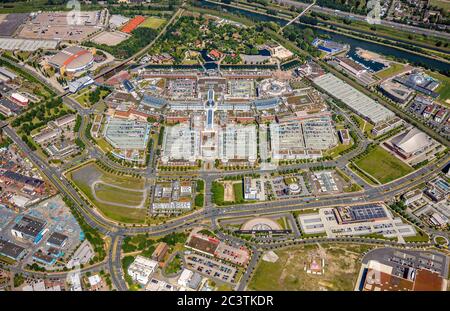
xmin=185 ymin=253 xmax=237 ymax=284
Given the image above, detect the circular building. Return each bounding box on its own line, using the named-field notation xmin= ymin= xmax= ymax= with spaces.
xmin=288 ymin=183 xmax=301 ymax=194
xmin=48 ymin=46 xmax=94 ymax=74
xmin=258 ymin=79 xmax=290 ymax=97
xmin=241 ymin=217 xmax=282 ymax=231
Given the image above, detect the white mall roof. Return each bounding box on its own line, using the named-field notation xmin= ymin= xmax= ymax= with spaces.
xmin=313 ymin=73 xmax=395 ymax=124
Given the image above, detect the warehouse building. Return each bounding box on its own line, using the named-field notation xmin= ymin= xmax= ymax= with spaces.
xmin=313 ymin=73 xmax=395 ymax=124
xmin=11 ymin=215 xmax=46 ymax=244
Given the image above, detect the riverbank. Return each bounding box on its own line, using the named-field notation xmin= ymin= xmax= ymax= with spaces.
xmin=198 ymin=0 xmax=450 ymax=71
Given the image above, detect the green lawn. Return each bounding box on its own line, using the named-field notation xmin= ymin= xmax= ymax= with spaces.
xmin=375 ymin=63 xmax=405 ymax=79
xmin=435 ymin=236 xmax=448 ymax=245
xmin=211 ymin=181 xmax=225 ymax=205
xmin=74 ymin=92 xmax=90 ymax=107
xmin=351 ymin=114 xmax=374 ymax=137
xmin=354 ymin=146 xmax=414 ymax=184
xmin=68 ymin=162 xmax=147 ymax=223
xmin=426 ymin=70 xmax=450 ymax=106
xmin=194 ymin=194 xmax=204 ymax=207
xmin=324 ymin=142 xmax=354 ymax=158
xmin=139 ymin=17 xmax=166 ymax=29
xmin=404 ymin=231 xmax=430 ymax=243
xmin=165 ymin=254 xmax=183 ymax=275
xmin=95 ymin=137 xmax=113 ymax=153
xmin=430 ymin=0 xmax=450 ymax=11
xmin=343 ymin=183 xmax=362 ymax=193
xmin=233 ymin=182 xmax=244 ymax=202
xmin=95 ymin=183 xmax=144 ymax=207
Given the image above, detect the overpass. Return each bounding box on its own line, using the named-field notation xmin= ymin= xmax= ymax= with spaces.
xmin=279 ymin=0 xmax=316 ymax=32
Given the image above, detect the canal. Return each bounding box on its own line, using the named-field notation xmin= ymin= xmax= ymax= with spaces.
xmin=197 ymin=0 xmax=450 ymax=72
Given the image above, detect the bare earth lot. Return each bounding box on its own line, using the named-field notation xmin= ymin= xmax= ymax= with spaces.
xmin=249 ymin=243 xmax=373 ymax=291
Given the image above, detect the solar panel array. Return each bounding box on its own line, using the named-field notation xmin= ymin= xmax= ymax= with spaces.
xmin=142 ymin=94 xmax=167 ymax=108
xmin=349 ymin=204 xmax=387 ymax=222
xmin=253 ymin=97 xmax=280 ymax=111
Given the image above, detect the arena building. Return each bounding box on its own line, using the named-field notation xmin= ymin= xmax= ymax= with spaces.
xmin=384 ymin=127 xmax=442 ymax=165
xmin=48 ymin=46 xmax=94 ymax=74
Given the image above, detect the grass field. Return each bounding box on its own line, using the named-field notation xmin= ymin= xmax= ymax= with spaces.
xmin=430 ymin=0 xmax=450 ymax=11
xmin=426 ymin=70 xmax=450 ymax=106
xmin=354 ymin=146 xmax=414 ymax=184
xmin=249 ymin=244 xmax=372 ymax=291
xmin=95 ymin=184 xmax=144 ymax=206
xmin=233 ymin=182 xmax=244 ymax=202
xmin=404 ymin=231 xmax=430 ymax=243
xmin=375 ymin=63 xmax=405 ymax=79
xmin=68 ymin=162 xmax=147 ymax=223
xmin=324 ymin=142 xmax=354 ymax=158
xmin=74 ymin=92 xmax=90 ymax=107
xmin=139 ymin=17 xmax=166 ymax=29
xmin=74 ymin=89 xmax=110 ymax=107
xmin=95 ymin=137 xmax=113 ymax=153
xmin=352 ymin=114 xmax=373 ymax=137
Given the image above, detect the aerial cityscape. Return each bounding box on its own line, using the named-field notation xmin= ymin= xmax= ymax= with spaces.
xmin=0 ymin=0 xmax=449 ymax=298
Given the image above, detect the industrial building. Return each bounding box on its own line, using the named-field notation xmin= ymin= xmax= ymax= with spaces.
xmin=394 ymin=72 xmax=440 ymax=98
xmin=371 ymin=117 xmax=403 ymax=137
xmin=46 ymin=232 xmax=68 ymax=248
xmin=338 ymin=129 xmax=351 ymax=145
xmin=186 ymin=232 xmax=250 ymax=266
xmin=217 ymin=125 xmax=257 ymax=164
xmin=298 ymin=203 xmax=416 ymax=239
xmin=11 ymin=215 xmax=46 ymax=244
xmin=161 ymin=123 xmax=200 ymax=164
xmin=0 ymin=67 xmax=18 ymax=82
xmin=357 ymin=248 xmax=449 ymax=291
xmin=313 ymin=73 xmax=395 ymax=124
xmin=379 ymin=80 xmax=414 ymax=104
xmin=68 ymin=76 xmax=94 ymax=93
xmin=127 ymin=255 xmax=158 ymax=285
xmin=0 ymin=38 xmax=58 ymax=52
xmin=0 ymin=240 xmax=26 ymax=261
xmin=312 ymin=38 xmax=347 ymax=55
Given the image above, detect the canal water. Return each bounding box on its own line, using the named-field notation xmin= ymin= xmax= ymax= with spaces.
xmin=198 ymin=0 xmax=450 ymax=72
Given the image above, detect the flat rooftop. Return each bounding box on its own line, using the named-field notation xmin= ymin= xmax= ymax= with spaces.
xmin=103 ymin=118 xmax=151 ymax=150
xmin=313 ymin=73 xmax=395 ymax=124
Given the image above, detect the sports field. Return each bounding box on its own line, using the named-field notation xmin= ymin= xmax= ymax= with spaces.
xmin=354 ymin=146 xmax=414 ymax=184
xmin=139 ymin=17 xmax=166 ymax=29
xmin=67 ymin=162 xmax=147 ymax=223
xmin=249 ymin=244 xmax=372 ymax=291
